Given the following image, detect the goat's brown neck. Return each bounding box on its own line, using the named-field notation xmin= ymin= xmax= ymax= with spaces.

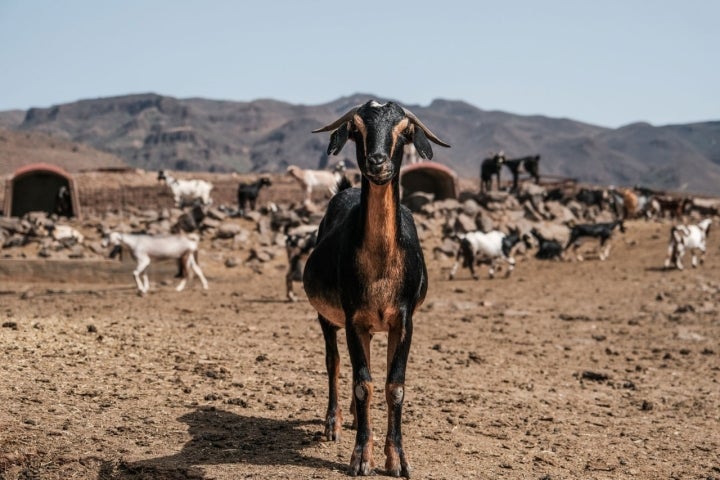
xmin=361 ymin=180 xmax=399 ymax=256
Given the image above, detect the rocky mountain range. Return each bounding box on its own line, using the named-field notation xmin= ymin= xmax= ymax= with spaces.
xmin=1 ymin=93 xmax=719 ymax=195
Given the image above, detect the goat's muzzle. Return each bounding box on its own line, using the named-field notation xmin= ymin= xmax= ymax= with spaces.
xmin=365 ymin=154 xmax=393 ymax=184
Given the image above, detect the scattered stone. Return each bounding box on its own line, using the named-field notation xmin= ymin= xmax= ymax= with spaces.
xmin=580 ymin=371 xmax=609 ymax=382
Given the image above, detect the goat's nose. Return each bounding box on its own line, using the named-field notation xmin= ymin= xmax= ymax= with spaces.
xmin=367 ymin=153 xmax=387 ymax=167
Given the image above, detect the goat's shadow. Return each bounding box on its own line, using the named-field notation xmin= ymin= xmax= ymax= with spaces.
xmin=645 ymin=265 xmax=672 ymax=273
xmin=97 ymin=407 xmax=345 ymax=479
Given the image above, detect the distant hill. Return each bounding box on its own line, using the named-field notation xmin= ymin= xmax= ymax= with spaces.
xmin=2 ymin=93 xmax=719 ymax=195
xmin=0 ymin=128 xmax=127 ymax=175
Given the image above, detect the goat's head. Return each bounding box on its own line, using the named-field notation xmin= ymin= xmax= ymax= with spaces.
xmin=157 ymin=170 xmax=167 ymax=183
xmin=313 ymin=100 xmax=450 ymax=186
xmin=100 ymin=232 xmax=123 ymax=259
xmin=101 ymin=231 xmax=122 ymax=248
xmin=259 ymin=176 xmax=272 ymax=187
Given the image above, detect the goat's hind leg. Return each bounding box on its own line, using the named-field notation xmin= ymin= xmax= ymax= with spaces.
xmin=133 ymin=256 xmax=151 ymax=294
xmin=384 ymin=312 xmax=413 ymax=478
xmin=319 ymin=316 xmax=343 ymax=441
xmin=188 ymin=253 xmax=209 ymax=289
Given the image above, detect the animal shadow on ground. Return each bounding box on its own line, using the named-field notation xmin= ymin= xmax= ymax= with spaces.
xmin=97 ymin=407 xmax=345 ymax=479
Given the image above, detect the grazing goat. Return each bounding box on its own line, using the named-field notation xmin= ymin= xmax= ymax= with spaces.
xmin=48 ymin=224 xmax=84 ymax=244
xmin=157 ymin=170 xmax=213 ymax=208
xmin=655 ymin=196 xmax=691 ymax=219
xmin=103 ymin=232 xmax=208 ymax=294
xmin=526 ymin=228 xmax=564 ymax=260
xmin=237 ymin=177 xmax=272 ymax=214
xmin=503 ymin=155 xmax=540 ymax=191
xmin=285 ymin=227 xmax=317 ymax=302
xmin=286 ymin=163 xmax=346 ymax=203
xmin=448 ymin=228 xmax=522 ymax=280
xmin=565 ymin=220 xmax=625 ymax=261
xmin=575 ymin=187 xmax=608 ymax=211
xmin=304 ymin=100 xmax=449 ymax=477
xmin=664 ymin=218 xmax=712 ymax=270
xmin=480 ymin=152 xmax=505 ymax=193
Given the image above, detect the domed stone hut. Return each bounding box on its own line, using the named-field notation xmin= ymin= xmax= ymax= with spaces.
xmin=3 ymin=163 xmax=81 ymax=218
xmin=400 ymin=161 xmax=458 ymax=201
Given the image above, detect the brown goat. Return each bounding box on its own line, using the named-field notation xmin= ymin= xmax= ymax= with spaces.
xmin=304 ymin=101 xmax=449 ymax=477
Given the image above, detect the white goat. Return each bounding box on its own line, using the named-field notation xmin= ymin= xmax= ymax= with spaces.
xmin=664 ymin=218 xmax=712 ymax=270
xmin=103 ymin=232 xmax=209 ymax=294
xmin=448 ymin=228 xmax=522 ymax=280
xmin=158 ymin=170 xmax=213 ymax=207
xmin=286 ymin=163 xmax=345 ymax=203
xmin=50 ymin=224 xmax=84 ymax=244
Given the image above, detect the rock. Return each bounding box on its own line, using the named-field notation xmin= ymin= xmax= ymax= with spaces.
xmin=402 ymin=191 xmax=434 ymax=213
xmin=454 ymin=213 xmax=476 ymax=233
xmin=201 ymin=217 xmax=222 ymax=230
xmin=216 ymin=223 xmax=243 ymax=239
xmin=207 ymin=207 xmax=228 ymax=221
xmin=246 ymin=248 xmax=275 ymax=263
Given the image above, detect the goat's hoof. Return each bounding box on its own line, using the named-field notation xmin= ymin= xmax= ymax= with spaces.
xmin=349 ymin=443 xmax=374 ymax=476
xmin=385 ymin=443 xmax=410 ymax=478
xmin=324 ymin=412 xmax=343 ymax=442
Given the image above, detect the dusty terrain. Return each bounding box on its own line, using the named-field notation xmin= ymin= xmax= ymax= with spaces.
xmin=1 ymin=219 xmax=719 ymax=479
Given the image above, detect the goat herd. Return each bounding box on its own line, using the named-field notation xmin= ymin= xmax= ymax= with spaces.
xmin=3 ymin=101 xmax=716 ymax=478
xmin=84 ymin=101 xmax=711 ymax=477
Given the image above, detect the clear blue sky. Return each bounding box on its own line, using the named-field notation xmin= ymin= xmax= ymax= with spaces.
xmin=0 ymin=0 xmax=717 ymax=128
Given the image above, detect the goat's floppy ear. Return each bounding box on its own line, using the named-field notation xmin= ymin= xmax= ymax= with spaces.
xmin=412 ymin=127 xmax=434 ymax=161
xmin=403 ymin=107 xmax=451 ymax=149
xmin=109 ymin=244 xmax=122 ymax=260
xmin=327 ymin=122 xmax=350 ymax=156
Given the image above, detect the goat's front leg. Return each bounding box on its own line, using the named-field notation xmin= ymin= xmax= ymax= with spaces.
xmin=319 ymin=316 xmax=343 ymax=441
xmin=385 ymin=312 xmax=413 ymax=478
xmin=346 ymin=322 xmax=374 ymax=476
xmin=504 ymin=256 xmax=516 ymax=277
xmin=286 ymin=271 xmax=298 ymax=302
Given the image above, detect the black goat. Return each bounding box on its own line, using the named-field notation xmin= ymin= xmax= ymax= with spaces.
xmin=480 ymin=152 xmax=505 ymax=193
xmin=527 ymin=228 xmax=564 ymax=260
xmin=503 ymin=155 xmax=541 ymax=191
xmin=565 ymin=220 xmax=625 ymax=261
xmin=304 ymin=100 xmax=449 ymax=477
xmin=575 ymin=188 xmax=608 ymax=210
xmin=54 ymin=185 xmax=72 ymax=217
xmin=237 ymin=177 xmax=272 ymax=213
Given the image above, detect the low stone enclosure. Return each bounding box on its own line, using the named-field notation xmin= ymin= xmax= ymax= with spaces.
xmin=1 ymin=166 xmax=718 ymax=278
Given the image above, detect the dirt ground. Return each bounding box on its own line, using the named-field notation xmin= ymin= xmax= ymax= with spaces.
xmin=1 ymin=219 xmax=718 ymax=480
